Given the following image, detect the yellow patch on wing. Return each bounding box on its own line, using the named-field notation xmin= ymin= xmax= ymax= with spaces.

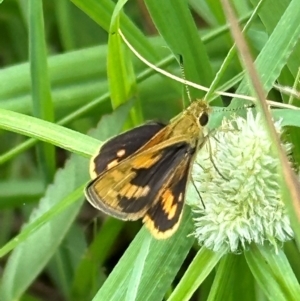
xmin=91 ymin=168 xmax=132 ymax=199
xmin=106 ymin=159 xmax=119 ymax=170
xmin=131 ymin=152 xmax=162 ymax=169
xmin=119 ymin=184 xmax=150 ymax=199
xmin=161 ymin=189 xmax=177 ymax=220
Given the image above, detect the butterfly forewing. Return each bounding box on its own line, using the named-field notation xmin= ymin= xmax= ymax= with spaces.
xmin=90 ymin=122 xmax=166 ymax=178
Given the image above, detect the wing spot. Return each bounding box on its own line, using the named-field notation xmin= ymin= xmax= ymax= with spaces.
xmin=109 ymin=169 xmax=127 ymax=182
xmin=178 ymin=193 xmax=183 ymax=202
xmin=132 ymin=153 xmax=162 ymax=169
xmin=117 ymin=149 xmax=126 ymax=158
xmin=162 ymin=189 xmax=177 ymax=220
xmin=106 ymin=159 xmax=119 ymax=170
xmin=119 ymin=184 xmax=150 ymax=199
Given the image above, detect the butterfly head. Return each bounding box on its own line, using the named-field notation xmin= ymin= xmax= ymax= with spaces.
xmin=186 ymin=99 xmax=210 ymax=128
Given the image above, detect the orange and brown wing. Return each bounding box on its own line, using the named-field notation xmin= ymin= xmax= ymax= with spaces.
xmin=85 ymin=142 xmax=195 ymax=228
xmin=89 ymin=122 xmax=166 ymax=179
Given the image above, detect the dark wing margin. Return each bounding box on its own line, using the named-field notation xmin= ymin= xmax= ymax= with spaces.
xmin=90 ymin=122 xmax=166 ymax=178
xmin=143 ymin=154 xmax=194 ymax=239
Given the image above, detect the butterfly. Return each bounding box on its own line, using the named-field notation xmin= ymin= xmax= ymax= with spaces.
xmin=85 ymin=99 xmax=210 ymax=239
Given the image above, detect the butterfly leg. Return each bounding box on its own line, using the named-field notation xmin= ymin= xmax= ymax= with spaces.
xmin=206 ymin=135 xmax=229 ymax=181
xmin=191 ymin=176 xmax=205 ymax=209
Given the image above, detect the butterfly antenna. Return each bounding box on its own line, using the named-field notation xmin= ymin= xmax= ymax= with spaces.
xmin=179 ymin=55 xmax=192 ymax=104
xmin=213 ymin=101 xmax=256 ymax=115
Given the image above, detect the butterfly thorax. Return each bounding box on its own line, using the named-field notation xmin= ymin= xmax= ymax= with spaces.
xmin=167 ymin=99 xmax=210 ymax=146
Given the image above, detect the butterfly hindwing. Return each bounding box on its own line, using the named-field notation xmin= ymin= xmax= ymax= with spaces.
xmin=90 ymin=122 xmax=166 ymax=178
xmin=85 ymin=142 xmax=195 ymax=224
xmin=143 ymin=153 xmax=194 ymax=239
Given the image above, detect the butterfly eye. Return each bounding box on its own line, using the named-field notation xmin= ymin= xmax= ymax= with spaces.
xmin=199 ymin=112 xmax=209 ymax=126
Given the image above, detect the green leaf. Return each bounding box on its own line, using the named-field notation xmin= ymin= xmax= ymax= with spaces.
xmin=144 ymin=0 xmax=214 ymax=100
xmin=233 ymin=0 xmax=300 ymax=103
xmin=93 ymin=209 xmax=195 ymax=301
xmin=107 ymin=2 xmax=143 ymax=126
xmin=29 ymin=0 xmax=55 ymax=183
xmin=168 ymin=247 xmax=224 ymax=301
xmin=71 ymin=218 xmax=124 ymax=300
xmin=0 ymin=163 xmax=86 ymax=301
xmin=70 ymin=100 xmax=134 ymax=300
xmin=0 ymin=108 xmax=97 ymax=157
xmin=71 ymin=0 xmax=160 ymax=61
xmin=207 ymin=255 xmax=255 ymax=301
xmin=245 ymin=244 xmax=300 ymax=301
xmin=0 ymin=101 xmax=133 ymax=300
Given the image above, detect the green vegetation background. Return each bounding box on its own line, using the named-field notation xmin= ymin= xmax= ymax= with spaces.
xmin=0 ymin=0 xmax=300 ymax=301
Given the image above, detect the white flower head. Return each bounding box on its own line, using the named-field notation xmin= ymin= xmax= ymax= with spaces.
xmin=186 ymin=110 xmax=294 ymax=253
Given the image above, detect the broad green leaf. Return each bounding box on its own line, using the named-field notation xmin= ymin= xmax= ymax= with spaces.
xmin=245 ymin=244 xmax=300 ymax=301
xmin=168 ymin=247 xmax=224 ymax=301
xmin=93 ymin=209 xmax=195 ymax=301
xmin=29 ymin=0 xmax=55 ymax=183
